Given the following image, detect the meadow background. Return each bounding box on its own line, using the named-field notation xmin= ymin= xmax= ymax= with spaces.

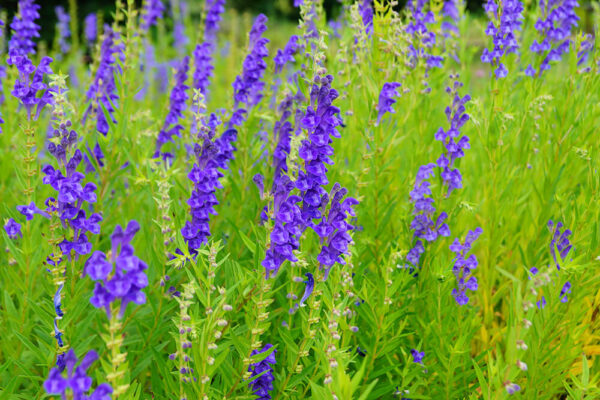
xmin=0 ymin=0 xmax=599 ymax=399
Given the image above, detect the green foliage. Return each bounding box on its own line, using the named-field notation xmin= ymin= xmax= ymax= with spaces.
xmin=1 ymin=1 xmax=599 ymax=399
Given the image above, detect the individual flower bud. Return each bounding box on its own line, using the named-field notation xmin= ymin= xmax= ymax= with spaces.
xmin=523 ymin=319 xmax=532 ymax=329
xmin=350 ymin=326 xmax=359 ymax=332
xmin=217 ymin=319 xmax=228 ymax=327
xmin=516 ymin=360 xmax=527 ymax=371
xmin=516 ymin=340 xmax=528 ymax=351
xmin=214 ymin=330 xmax=222 ymax=339
xmin=223 ymin=304 xmax=233 ymax=311
xmin=504 ymin=381 xmax=521 ymax=395
xmin=324 ymin=374 xmax=332 ymax=384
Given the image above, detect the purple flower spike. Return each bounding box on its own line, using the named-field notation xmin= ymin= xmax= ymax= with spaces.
xmin=44 ymin=349 xmax=112 ymax=398
xmin=406 ymin=0 xmax=444 ymax=74
xmin=274 ymin=35 xmax=299 ymax=74
xmin=231 ymin=14 xmax=269 ymax=119
xmin=8 ymin=0 xmax=41 ymax=57
xmin=182 ymin=119 xmax=224 ymax=254
xmin=140 ymin=0 xmax=165 ymax=32
xmin=450 ymin=227 xmax=482 ymax=306
xmin=55 ymin=6 xmax=71 ymax=55
xmin=84 ymin=13 xmax=97 ymax=47
xmin=86 ymin=221 xmax=148 ymax=318
xmin=528 ymin=0 xmax=579 ymax=76
xmin=4 ymin=218 xmax=22 ymax=239
xmin=248 ymin=344 xmax=277 ymax=399
xmin=7 ymin=53 xmax=54 ymax=120
xmin=481 ymin=0 xmax=524 ymax=79
xmin=205 ymin=0 xmax=226 ymax=42
xmin=376 ymin=82 xmax=402 ymax=124
xmin=441 ymin=0 xmax=460 ymax=36
xmin=155 ymin=56 xmax=190 ymax=160
xmin=359 ymin=0 xmax=374 ymax=36
xmin=548 ymin=220 xmax=572 ymax=270
xmin=407 ymin=78 xmax=471 ymax=267
xmin=193 ymin=42 xmax=215 ymax=97
xmin=84 ymin=25 xmax=124 ymax=135
xmin=315 ymin=187 xmax=359 ymax=278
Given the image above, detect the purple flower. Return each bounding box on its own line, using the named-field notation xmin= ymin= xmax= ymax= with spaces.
xmin=547 ymin=220 xmax=572 ymax=270
xmin=406 ymin=0 xmax=444 ymax=73
xmin=85 ymin=25 xmax=124 ymax=135
xmin=411 ymin=349 xmax=424 ymax=364
xmin=505 ymin=381 xmax=521 ymax=394
xmin=528 ymin=0 xmax=579 ymax=76
xmin=407 ymin=78 xmax=470 ymax=267
xmin=376 ymin=82 xmax=402 ymax=124
xmin=193 ymin=42 xmax=214 ymax=96
xmin=262 ymin=76 xmax=357 ymax=280
xmin=55 ymin=6 xmax=71 ymax=55
xmin=84 ymin=13 xmax=97 ymax=47
xmin=173 ymin=21 xmax=188 ymax=52
xmin=524 ymin=64 xmax=536 ymax=76
xmin=6 ymin=53 xmax=53 ymax=120
xmin=44 ymin=349 xmax=112 ymax=399
xmin=8 ymin=0 xmax=41 ymax=57
xmin=36 ymin=119 xmax=102 ymax=247
xmin=231 ymin=14 xmax=269 ymax=116
xmin=441 ymin=0 xmax=460 ymax=36
xmin=537 ymin=296 xmax=547 ymax=309
xmin=560 ymin=281 xmax=571 ymax=303
xmin=17 ymin=201 xmax=50 ymax=220
xmin=262 ymin=175 xmax=303 ymax=277
xmin=182 ymin=117 xmax=223 ymax=254
xmin=248 ymin=344 xmax=276 ymax=399
xmin=577 ymin=34 xmax=593 ymax=67
xmin=155 ymin=56 xmax=190 ymax=159
xmin=52 ymin=283 xmax=66 ymax=367
xmin=297 ymin=75 xmax=343 ymax=224
xmin=315 ymin=185 xmax=359 ymax=278
xmin=140 ymin=0 xmax=165 ymax=32
xmin=481 ymin=0 xmax=524 ymax=79
xmin=329 ymin=19 xmax=343 ymax=39
xmin=274 ymin=35 xmax=299 ymax=74
xmin=450 ymin=227 xmax=482 ymax=306
xmin=86 ymin=221 xmax=147 ymax=318
xmin=359 ymin=0 xmax=374 ymax=36
xmin=272 ymin=91 xmax=303 ymax=178
xmin=298 ymin=272 xmax=314 ymax=306
xmin=205 ymin=0 xmax=226 ymax=41
xmin=4 ymin=218 xmax=22 ymax=239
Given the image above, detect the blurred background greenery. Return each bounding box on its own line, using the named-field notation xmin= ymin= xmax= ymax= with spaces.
xmin=1 ymin=0 xmax=596 ymax=47
xmin=0 ymin=0 xmax=490 ymax=44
